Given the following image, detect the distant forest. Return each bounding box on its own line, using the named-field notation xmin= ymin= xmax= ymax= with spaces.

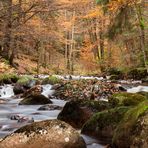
xmin=0 ymin=0 xmax=148 ymax=74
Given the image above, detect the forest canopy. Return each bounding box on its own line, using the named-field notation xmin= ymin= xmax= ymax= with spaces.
xmin=0 ymin=0 xmax=147 ymax=75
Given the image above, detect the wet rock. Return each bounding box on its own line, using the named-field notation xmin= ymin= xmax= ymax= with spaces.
xmin=81 ymin=107 xmax=129 ymax=143
xmin=9 ymin=115 xmax=34 ymax=123
xmin=38 ymin=104 xmax=62 ymax=111
xmin=19 ymin=94 xmax=52 ymax=105
xmin=58 ymin=101 xmax=88 ymax=128
xmin=13 ymin=84 xmax=25 ymax=95
xmin=114 ymin=84 xmax=127 ymax=91
xmin=18 ymin=117 xmax=34 ymax=123
xmin=112 ymin=101 xmax=148 ymax=148
xmin=0 ymin=99 xmax=7 ymax=104
xmin=108 ymin=92 xmax=146 ymax=107
xmin=19 ymin=85 xmax=52 ymax=105
xmin=0 ymin=119 xmax=86 ymax=148
xmin=58 ymin=100 xmax=110 ymax=128
xmin=23 ymin=85 xmax=43 ymax=98
xmin=10 ymin=115 xmax=20 ymax=120
xmin=51 ymin=84 xmax=63 ymax=90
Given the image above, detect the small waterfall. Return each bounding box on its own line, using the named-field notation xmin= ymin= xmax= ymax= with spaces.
xmin=41 ymin=84 xmax=55 ymax=98
xmin=127 ymin=86 xmax=148 ymax=93
xmin=0 ymin=85 xmax=14 ymax=98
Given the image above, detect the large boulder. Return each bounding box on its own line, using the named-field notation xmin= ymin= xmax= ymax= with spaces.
xmin=108 ymin=92 xmax=146 ymax=107
xmin=112 ymin=101 xmax=148 ymax=148
xmin=19 ymin=85 xmax=52 ymax=105
xmin=0 ymin=120 xmax=86 ymax=148
xmin=81 ymin=107 xmax=129 ymax=144
xmin=58 ymin=100 xmax=110 ymax=128
xmin=19 ymin=94 xmax=52 ymax=105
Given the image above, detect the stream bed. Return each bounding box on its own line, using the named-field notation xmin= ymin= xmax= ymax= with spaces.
xmin=0 ymin=78 xmax=148 ymax=148
xmin=0 ymin=84 xmax=105 ymax=148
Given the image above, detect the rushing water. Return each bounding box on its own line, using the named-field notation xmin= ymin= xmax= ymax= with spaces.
xmin=0 ymin=78 xmax=147 ymax=148
xmin=0 ymin=84 xmax=105 ymax=148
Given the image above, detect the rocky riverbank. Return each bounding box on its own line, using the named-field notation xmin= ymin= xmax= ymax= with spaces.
xmin=0 ymin=73 xmax=147 ymax=148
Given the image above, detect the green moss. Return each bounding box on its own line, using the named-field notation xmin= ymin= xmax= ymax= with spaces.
xmin=0 ymin=73 xmax=19 ymax=84
xmin=81 ymin=107 xmax=129 ymax=138
xmin=109 ymin=92 xmax=146 ymax=107
xmin=42 ymin=76 xmax=62 ymax=85
xmin=126 ymin=68 xmax=147 ymax=80
xmin=79 ymin=100 xmax=110 ymax=112
xmin=112 ymin=101 xmax=148 ymax=147
xmin=17 ymin=75 xmax=35 ymax=85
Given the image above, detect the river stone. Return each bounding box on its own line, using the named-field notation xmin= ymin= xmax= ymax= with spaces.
xmin=19 ymin=94 xmax=52 ymax=105
xmin=38 ymin=104 xmax=62 ymax=111
xmin=13 ymin=84 xmax=25 ymax=95
xmin=81 ymin=107 xmax=129 ymax=144
xmin=112 ymin=101 xmax=148 ymax=148
xmin=58 ymin=101 xmax=92 ymax=128
xmin=58 ymin=100 xmax=109 ymax=128
xmin=23 ymin=85 xmax=43 ymax=98
xmin=0 ymin=119 xmax=86 ymax=148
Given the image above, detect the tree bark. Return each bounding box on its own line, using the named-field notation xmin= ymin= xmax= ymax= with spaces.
xmin=1 ymin=0 xmax=12 ymax=60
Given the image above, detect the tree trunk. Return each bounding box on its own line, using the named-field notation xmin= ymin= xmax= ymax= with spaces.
xmin=1 ymin=0 xmax=12 ymax=60
xmin=135 ymin=4 xmax=148 ymax=73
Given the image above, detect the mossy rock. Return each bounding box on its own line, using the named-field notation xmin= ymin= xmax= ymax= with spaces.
xmin=126 ymin=68 xmax=147 ymax=80
xmin=17 ymin=76 xmax=36 ymax=88
xmin=78 ymin=100 xmax=110 ymax=112
xmin=81 ymin=107 xmax=129 ymax=144
xmin=109 ymin=92 xmax=147 ymax=107
xmin=112 ymin=101 xmax=148 ymax=148
xmin=58 ymin=100 xmax=110 ymax=129
xmin=0 ymin=73 xmax=19 ymax=84
xmin=42 ymin=76 xmax=62 ymax=85
xmin=19 ymin=94 xmax=52 ymax=105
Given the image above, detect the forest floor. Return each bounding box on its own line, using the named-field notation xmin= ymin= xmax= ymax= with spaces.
xmin=0 ymin=55 xmax=49 ymax=74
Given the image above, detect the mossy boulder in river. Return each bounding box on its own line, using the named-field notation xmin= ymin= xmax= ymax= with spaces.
xmin=112 ymin=101 xmax=148 ymax=148
xmin=58 ymin=100 xmax=110 ymax=128
xmin=13 ymin=76 xmax=37 ymax=94
xmin=42 ymin=75 xmax=62 ymax=85
xmin=108 ymin=92 xmax=147 ymax=107
xmin=0 ymin=119 xmax=86 ymax=148
xmin=0 ymin=73 xmax=19 ymax=84
xmin=81 ymin=107 xmax=129 ymax=144
xmin=17 ymin=75 xmax=36 ymax=89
